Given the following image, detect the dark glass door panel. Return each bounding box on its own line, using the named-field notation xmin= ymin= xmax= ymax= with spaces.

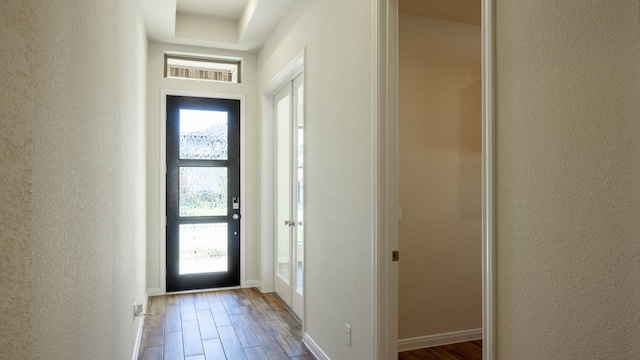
xmin=166 ymin=96 xmax=240 ymax=292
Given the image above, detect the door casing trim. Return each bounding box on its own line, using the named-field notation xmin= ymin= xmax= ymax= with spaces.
xmin=480 ymin=0 xmax=495 ymax=358
xmin=159 ymin=89 xmax=247 ymax=295
xmin=374 ymin=0 xmax=495 ymax=358
xmin=259 ymin=48 xmax=305 ymax=321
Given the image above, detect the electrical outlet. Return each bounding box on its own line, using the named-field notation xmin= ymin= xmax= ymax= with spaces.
xmin=344 ymin=324 xmax=351 ymax=347
xmin=134 ymin=303 xmax=143 ymax=318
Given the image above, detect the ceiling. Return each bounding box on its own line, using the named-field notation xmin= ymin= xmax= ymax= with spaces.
xmin=142 ymin=0 xmax=480 ymax=53
xmin=142 ymin=0 xmax=296 ymax=52
xmin=176 ymin=0 xmax=248 ymax=19
xmin=399 ymin=0 xmax=481 ymax=26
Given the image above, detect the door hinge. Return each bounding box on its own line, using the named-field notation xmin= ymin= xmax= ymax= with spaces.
xmin=392 ymin=251 xmax=399 ymax=262
xmin=165 ymin=163 xmax=167 ymax=174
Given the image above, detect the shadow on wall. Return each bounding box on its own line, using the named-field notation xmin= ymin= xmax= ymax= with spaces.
xmin=458 ymin=79 xmax=482 ymax=219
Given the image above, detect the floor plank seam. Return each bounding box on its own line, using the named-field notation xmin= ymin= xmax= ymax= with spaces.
xmin=139 ymin=288 xmax=311 ymax=360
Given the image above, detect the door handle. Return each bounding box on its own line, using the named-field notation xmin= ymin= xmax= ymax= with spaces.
xmin=284 ymin=220 xmax=290 ymax=226
xmin=232 ymin=214 xmax=240 ymax=220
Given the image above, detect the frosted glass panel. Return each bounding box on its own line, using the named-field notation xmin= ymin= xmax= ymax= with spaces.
xmin=295 ymin=82 xmax=304 ymax=295
xmin=179 ymin=109 xmax=228 ymax=160
xmin=179 ymin=167 xmax=227 ymax=217
xmin=276 ymin=93 xmax=291 ymax=283
xmin=179 ymin=223 xmax=228 ymax=274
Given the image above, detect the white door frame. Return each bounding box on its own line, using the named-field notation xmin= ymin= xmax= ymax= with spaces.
xmin=480 ymin=0 xmax=496 ymax=357
xmin=372 ymin=0 xmax=398 ymax=358
xmin=272 ymin=73 xmax=305 ymax=320
xmin=373 ymin=0 xmax=495 ymax=359
xmin=259 ymin=49 xmax=305 ymax=295
xmin=158 ymin=89 xmax=247 ymax=294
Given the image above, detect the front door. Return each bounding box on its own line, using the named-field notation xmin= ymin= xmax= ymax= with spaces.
xmin=166 ymin=95 xmax=241 ymax=292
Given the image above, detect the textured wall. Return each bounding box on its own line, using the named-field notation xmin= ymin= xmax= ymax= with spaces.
xmin=0 ymin=0 xmax=36 ymax=357
xmin=495 ymin=0 xmax=640 ymax=358
xmin=145 ymin=43 xmax=259 ymax=291
xmin=1 ymin=0 xmax=148 ymax=359
xmin=258 ymin=0 xmax=374 ymax=358
xmin=398 ymin=15 xmax=482 ymax=341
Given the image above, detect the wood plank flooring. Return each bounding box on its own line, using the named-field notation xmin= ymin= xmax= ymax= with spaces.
xmin=137 ymin=288 xmax=314 ymax=360
xmin=398 ymin=340 xmax=482 ymax=360
xmin=138 ymin=288 xmax=480 ymax=360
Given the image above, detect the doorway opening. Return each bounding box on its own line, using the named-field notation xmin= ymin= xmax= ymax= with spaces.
xmin=165 ymin=95 xmax=241 ymax=292
xmin=273 ymin=73 xmax=305 ymax=319
xmin=374 ymin=0 xmax=494 ymax=359
xmin=397 ymin=1 xmax=483 ymax=354
xmin=260 ymin=50 xmax=306 ymax=321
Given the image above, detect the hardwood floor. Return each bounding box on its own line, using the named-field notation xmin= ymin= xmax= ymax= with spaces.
xmin=137 ymin=288 xmax=314 ymax=360
xmin=138 ymin=288 xmax=480 ymax=360
xmin=398 ymin=340 xmax=482 ymax=360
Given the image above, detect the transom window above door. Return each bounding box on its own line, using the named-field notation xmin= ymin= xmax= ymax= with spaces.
xmin=165 ymin=54 xmax=242 ymax=83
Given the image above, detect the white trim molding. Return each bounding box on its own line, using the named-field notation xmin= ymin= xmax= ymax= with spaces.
xmin=262 ymin=50 xmax=304 ymax=94
xmin=481 ymin=0 xmax=495 ymax=359
xmin=398 ymin=329 xmax=483 ymax=352
xmin=376 ymin=0 xmax=494 ymax=359
xmin=132 ymin=314 xmax=145 ymax=360
xmin=302 ymin=333 xmax=331 ymax=360
xmin=259 ymin=49 xmax=305 ymax=293
xmin=146 ymin=288 xmax=163 ymax=297
xmin=253 ymin=280 xmax=264 ymax=292
xmin=243 ymin=279 xmax=259 ymax=288
xmin=373 ymin=0 xmax=399 ymax=359
xmin=132 ymin=293 xmax=151 ymax=360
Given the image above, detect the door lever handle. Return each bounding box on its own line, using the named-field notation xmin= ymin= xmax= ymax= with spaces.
xmin=284 ymin=220 xmax=290 ymax=226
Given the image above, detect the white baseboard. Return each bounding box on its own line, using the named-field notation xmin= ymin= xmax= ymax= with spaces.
xmin=252 ymin=281 xmax=265 ymax=292
xmin=243 ymin=280 xmax=259 ymax=288
xmin=303 ymin=333 xmax=330 ymax=360
xmin=398 ymin=328 xmax=482 ymax=352
xmin=132 ymin=317 xmax=145 ymax=360
xmin=146 ymin=288 xmax=163 ymax=297
xmin=132 ymin=293 xmax=150 ymax=360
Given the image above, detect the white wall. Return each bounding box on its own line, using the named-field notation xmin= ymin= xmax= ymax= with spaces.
xmin=398 ymin=15 xmax=482 ymax=341
xmin=0 ymin=0 xmax=37 ymax=356
xmin=495 ymin=0 xmax=640 ymax=358
xmin=257 ymin=0 xmax=375 ymax=358
xmin=146 ymin=43 xmax=259 ymax=292
xmin=0 ymin=0 xmax=148 ymax=358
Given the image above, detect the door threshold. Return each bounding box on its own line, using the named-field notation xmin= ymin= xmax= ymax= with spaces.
xmin=165 ymin=285 xmax=244 ymax=296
